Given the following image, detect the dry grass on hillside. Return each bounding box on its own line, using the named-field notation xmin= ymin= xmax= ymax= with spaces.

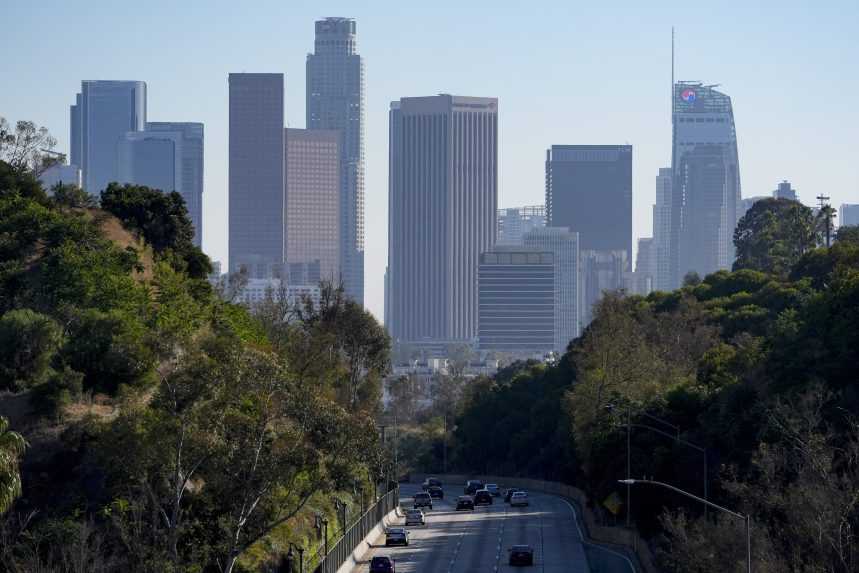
xmin=85 ymin=208 xmax=156 ymax=282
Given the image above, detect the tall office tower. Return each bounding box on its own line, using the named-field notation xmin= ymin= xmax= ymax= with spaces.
xmin=581 ymin=250 xmax=628 ymax=325
xmin=478 ymin=248 xmax=555 ymax=356
xmin=284 ymin=128 xmax=341 ymax=282
xmin=228 ymin=73 xmax=285 ymax=274
xmin=70 ymin=80 xmax=147 ymax=195
xmin=116 ymin=123 xmax=205 ymax=247
xmin=671 ymin=82 xmax=741 ymax=288
xmin=307 ymin=17 xmax=365 ymax=304
xmin=545 ymin=145 xmax=633 ymax=266
xmin=841 ymin=204 xmax=859 ymax=228
xmin=654 ymin=167 xmax=672 ymax=291
xmin=496 ymin=205 xmax=546 ymax=246
xmin=387 ymin=95 xmax=498 ymax=346
xmin=634 ymin=237 xmax=656 ymax=295
xmin=523 ymin=227 xmax=580 ymax=351
xmin=773 ymin=180 xmax=797 ymax=201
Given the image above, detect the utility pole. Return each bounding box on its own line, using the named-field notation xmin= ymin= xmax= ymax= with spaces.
xmin=443 ymin=414 xmax=448 ymax=473
xmin=817 ymin=194 xmax=836 ymax=247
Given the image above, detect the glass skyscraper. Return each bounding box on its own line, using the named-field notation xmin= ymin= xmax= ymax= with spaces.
xmin=307 ymin=17 xmax=365 ymax=304
xmin=670 ymin=82 xmax=741 ymax=287
xmin=70 ymin=80 xmax=147 ymax=195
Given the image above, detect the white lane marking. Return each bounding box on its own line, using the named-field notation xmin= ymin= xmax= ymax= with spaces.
xmin=557 ymin=496 xmax=637 ymax=573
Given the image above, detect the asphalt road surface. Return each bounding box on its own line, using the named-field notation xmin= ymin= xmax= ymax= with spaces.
xmin=349 ymin=484 xmax=591 ymax=573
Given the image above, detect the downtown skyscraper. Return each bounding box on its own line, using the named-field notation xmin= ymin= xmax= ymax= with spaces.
xmin=670 ymin=82 xmax=741 ymax=287
xmin=387 ymin=95 xmax=498 ymax=347
xmin=307 ymin=17 xmax=365 ymax=304
xmin=228 ymin=73 xmax=285 ymax=275
xmin=70 ymin=80 xmax=147 ymax=195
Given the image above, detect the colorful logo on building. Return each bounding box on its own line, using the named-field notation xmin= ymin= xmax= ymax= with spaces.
xmin=681 ymin=89 xmax=697 ymax=103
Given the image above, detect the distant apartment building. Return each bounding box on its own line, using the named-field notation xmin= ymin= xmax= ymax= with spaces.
xmin=670 ymin=82 xmax=741 ymax=288
xmin=840 ymin=204 xmax=859 ymax=228
xmin=284 ymin=128 xmax=340 ymax=281
xmin=228 ymin=73 xmax=285 ymax=274
xmin=307 ymin=17 xmax=365 ymax=304
xmin=387 ymin=94 xmax=498 ymax=348
xmin=633 ymin=237 xmax=656 ymax=296
xmin=497 ymin=205 xmax=546 ymax=246
xmin=581 ymin=250 xmax=629 ymax=325
xmin=523 ymin=227 xmax=580 ymax=351
xmin=39 ymin=163 xmax=82 ymax=190
xmin=229 ymin=278 xmax=321 ymax=309
xmin=117 ymin=122 xmax=204 ymax=246
xmin=654 ymin=167 xmax=672 ymax=291
xmin=70 ymin=80 xmax=147 ymax=195
xmin=478 ymin=248 xmax=555 ymax=356
xmin=546 ymin=145 xmax=633 ymax=265
xmin=773 ymin=180 xmax=797 ymax=201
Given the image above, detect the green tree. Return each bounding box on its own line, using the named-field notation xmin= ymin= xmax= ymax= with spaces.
xmin=836 ymin=225 xmax=859 ymax=245
xmin=0 ymin=416 xmax=26 ymax=514
xmin=733 ymin=197 xmax=817 ymax=276
xmin=0 ymin=309 xmax=62 ymax=391
xmin=0 ymin=118 xmax=63 ymax=176
xmin=51 ymin=182 xmax=96 ymax=209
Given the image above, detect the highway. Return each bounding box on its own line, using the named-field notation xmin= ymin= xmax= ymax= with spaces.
xmin=348 ymin=483 xmax=591 ymax=573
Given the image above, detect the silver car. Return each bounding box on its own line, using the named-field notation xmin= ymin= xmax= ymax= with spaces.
xmin=510 ymin=491 xmax=529 ymax=507
xmin=385 ymin=527 xmax=410 ymax=546
xmin=404 ymin=509 xmax=425 ymax=526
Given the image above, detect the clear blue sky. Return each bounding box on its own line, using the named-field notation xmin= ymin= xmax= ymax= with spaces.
xmin=3 ymin=0 xmax=858 ymax=320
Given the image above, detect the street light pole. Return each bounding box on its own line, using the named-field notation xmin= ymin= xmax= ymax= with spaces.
xmin=626 ymin=406 xmax=631 ymax=528
xmin=619 ymin=479 xmax=751 ymax=573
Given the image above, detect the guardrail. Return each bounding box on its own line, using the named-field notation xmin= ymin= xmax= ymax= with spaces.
xmin=310 ymin=487 xmax=399 ymax=573
xmin=410 ymin=473 xmax=659 ymax=573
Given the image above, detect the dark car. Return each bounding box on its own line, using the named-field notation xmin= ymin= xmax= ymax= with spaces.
xmin=464 ymin=479 xmax=484 ymax=495
xmin=421 ymin=477 xmax=443 ymax=490
xmin=508 ymin=545 xmax=534 ymax=566
xmin=473 ymin=489 xmax=493 ymax=506
xmin=456 ymin=495 xmax=475 ymax=510
xmin=370 ymin=555 xmax=396 ymax=573
xmin=427 ymin=485 xmax=444 ymax=499
xmin=504 ymin=487 xmax=522 ymax=503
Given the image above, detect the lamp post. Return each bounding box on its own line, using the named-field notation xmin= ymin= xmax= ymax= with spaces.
xmin=284 ymin=546 xmax=294 ymax=573
xmin=618 ymin=479 xmax=751 ymax=573
xmin=606 ymin=404 xmax=708 ymax=522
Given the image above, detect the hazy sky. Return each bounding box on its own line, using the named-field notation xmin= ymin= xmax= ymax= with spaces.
xmin=3 ymin=0 xmax=858 ymax=321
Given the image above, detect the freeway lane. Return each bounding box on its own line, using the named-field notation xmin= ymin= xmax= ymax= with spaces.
xmin=347 ymin=483 xmax=590 ymax=573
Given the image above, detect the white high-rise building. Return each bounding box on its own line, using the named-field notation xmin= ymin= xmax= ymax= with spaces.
xmin=497 ymin=205 xmax=546 ymax=246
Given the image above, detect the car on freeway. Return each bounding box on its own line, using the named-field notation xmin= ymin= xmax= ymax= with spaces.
xmin=508 ymin=545 xmax=535 ymax=566
xmin=455 ymin=495 xmax=475 ymax=510
xmin=421 ymin=477 xmax=443 ymax=490
xmin=464 ymin=479 xmax=484 ymax=495
xmin=427 ymin=485 xmax=444 ymax=499
xmin=510 ymin=491 xmax=529 ymax=507
xmin=504 ymin=487 xmax=522 ymax=503
xmin=473 ymin=489 xmax=493 ymax=506
xmin=385 ymin=527 xmax=410 ymax=546
xmin=370 ymin=555 xmax=396 ymax=573
xmin=404 ymin=509 xmax=425 ymax=526
xmin=485 ymin=483 xmax=500 ymax=496
xmin=413 ymin=491 xmax=433 ymax=510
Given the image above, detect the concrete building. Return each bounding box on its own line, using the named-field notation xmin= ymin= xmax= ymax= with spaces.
xmin=773 ymin=180 xmax=797 ymax=201
xmin=228 ymin=73 xmax=285 ymax=274
xmin=581 ymin=249 xmax=628 ymax=325
xmin=671 ymin=82 xmax=741 ymax=288
xmin=546 ymin=145 xmax=632 ymax=266
xmin=229 ymin=278 xmax=321 ymax=309
xmin=39 ymin=164 xmax=82 ymax=190
xmin=523 ymin=227 xmax=580 ymax=351
xmin=70 ymin=80 xmax=147 ymax=195
xmin=478 ymin=248 xmax=555 ymax=355
xmin=840 ymin=204 xmax=859 ymax=228
xmin=654 ymin=167 xmax=672 ymax=291
xmin=307 ymin=17 xmax=365 ymax=304
xmin=497 ymin=205 xmax=546 ymax=246
xmin=284 ymin=128 xmax=340 ymax=282
xmin=633 ymin=237 xmax=656 ymax=296
xmin=387 ymin=94 xmax=498 ymax=348
xmin=117 ymin=123 xmax=204 ymax=246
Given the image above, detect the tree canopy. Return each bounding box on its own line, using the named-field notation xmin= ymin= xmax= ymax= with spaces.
xmin=733 ymin=197 xmax=817 ymax=276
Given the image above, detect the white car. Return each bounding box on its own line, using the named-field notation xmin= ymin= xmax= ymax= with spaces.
xmin=385 ymin=527 xmax=410 ymax=546
xmin=485 ymin=483 xmax=500 ymax=497
xmin=510 ymin=491 xmax=529 ymax=507
xmin=404 ymin=509 xmax=425 ymax=526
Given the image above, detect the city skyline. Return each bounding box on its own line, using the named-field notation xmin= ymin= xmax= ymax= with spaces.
xmin=4 ymin=0 xmax=859 ymax=321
